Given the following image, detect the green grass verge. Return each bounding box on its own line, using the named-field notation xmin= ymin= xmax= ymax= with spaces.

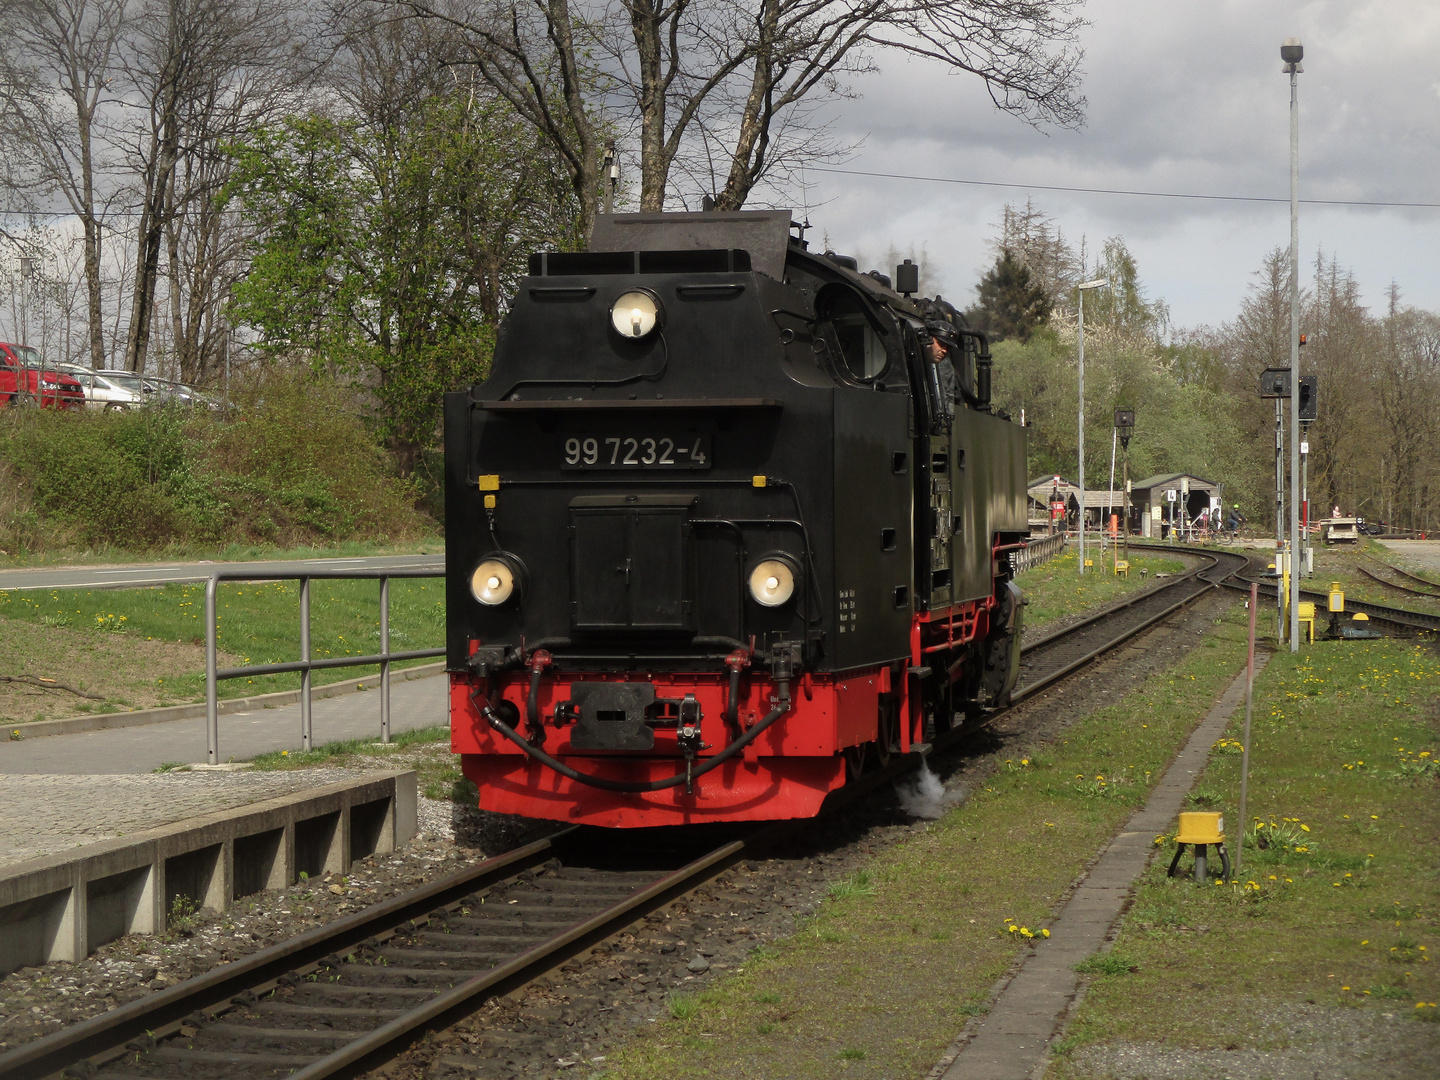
xmin=1046 ymin=636 xmax=1440 ymax=1071
xmin=1018 ymin=550 xmax=1187 ymax=633
xmin=0 ymin=537 xmax=442 ymax=570
xmin=604 ymin=604 xmax=1251 ymax=1079
xmin=0 ymin=575 xmax=444 ymax=704
xmin=246 ymin=724 xmax=464 ymax=802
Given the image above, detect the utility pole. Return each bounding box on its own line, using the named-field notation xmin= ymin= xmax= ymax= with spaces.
xmin=1283 ymin=37 xmax=1304 ymax=653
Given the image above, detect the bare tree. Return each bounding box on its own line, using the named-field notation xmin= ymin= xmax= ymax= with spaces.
xmin=385 ymin=0 xmax=1086 ymax=239
xmin=0 ymin=0 xmax=129 ymax=368
xmin=119 ymin=0 xmax=305 ymax=376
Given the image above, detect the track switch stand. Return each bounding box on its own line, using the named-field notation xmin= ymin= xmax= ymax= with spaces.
xmin=1167 ymin=812 xmax=1231 ymax=883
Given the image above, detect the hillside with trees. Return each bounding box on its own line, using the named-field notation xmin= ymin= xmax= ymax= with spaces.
xmin=969 ymin=203 xmax=1440 ymax=533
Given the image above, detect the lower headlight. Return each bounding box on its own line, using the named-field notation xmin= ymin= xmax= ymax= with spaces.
xmin=748 ymin=556 xmax=798 ymax=607
xmin=470 ymin=554 xmax=526 ymax=606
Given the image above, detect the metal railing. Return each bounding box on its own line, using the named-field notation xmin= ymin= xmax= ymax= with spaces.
xmin=204 ymin=568 xmax=446 ymax=765
xmin=1011 ymin=532 xmax=1067 ymax=575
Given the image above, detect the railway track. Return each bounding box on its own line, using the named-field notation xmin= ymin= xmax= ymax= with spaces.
xmin=0 ymin=832 xmax=758 ymax=1080
xmin=1231 ymin=568 xmax=1440 ymax=634
xmin=1 ymin=546 xmax=1249 ymax=1080
xmin=1356 ymin=565 xmax=1440 ymax=602
xmin=1012 ymin=548 xmax=1248 ymax=701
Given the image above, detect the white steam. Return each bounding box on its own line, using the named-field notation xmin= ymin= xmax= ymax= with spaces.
xmin=895 ymin=762 xmax=964 ymax=819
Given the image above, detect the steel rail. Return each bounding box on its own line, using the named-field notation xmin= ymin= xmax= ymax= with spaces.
xmin=1011 ymin=549 xmax=1247 ymax=702
xmin=4 ymin=827 xmax=775 ymax=1080
xmin=1356 ymin=566 xmax=1440 ymax=601
xmin=1360 ymin=556 xmax=1440 ymax=592
xmin=285 ymin=839 xmax=751 ymax=1080
xmin=0 ymin=836 xmax=570 ymax=1080
xmin=1229 ymin=574 xmax=1440 ymax=633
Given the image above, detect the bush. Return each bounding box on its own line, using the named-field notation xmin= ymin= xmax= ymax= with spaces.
xmin=0 ymin=371 xmax=430 ymax=554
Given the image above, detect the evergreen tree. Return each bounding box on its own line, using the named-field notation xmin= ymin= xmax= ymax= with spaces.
xmin=966 ymin=249 xmax=1053 ymax=342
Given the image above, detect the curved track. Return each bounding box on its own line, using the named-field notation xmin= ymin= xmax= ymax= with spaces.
xmin=1357 ymin=566 xmax=1440 ymax=601
xmin=1 ymin=545 xmax=1250 ymax=1080
xmin=1013 ymin=548 xmax=1247 ymax=701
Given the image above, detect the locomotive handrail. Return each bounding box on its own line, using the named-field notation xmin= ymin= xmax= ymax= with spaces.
xmin=203 ymin=567 xmax=445 ymax=766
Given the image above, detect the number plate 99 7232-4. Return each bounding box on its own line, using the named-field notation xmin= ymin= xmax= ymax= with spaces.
xmin=562 ymin=435 xmax=711 ymax=469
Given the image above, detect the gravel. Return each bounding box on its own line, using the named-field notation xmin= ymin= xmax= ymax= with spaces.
xmin=1064 ymin=1003 xmax=1440 ymax=1079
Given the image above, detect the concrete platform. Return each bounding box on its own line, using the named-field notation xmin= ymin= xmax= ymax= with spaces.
xmin=0 ymin=770 xmax=416 ymax=975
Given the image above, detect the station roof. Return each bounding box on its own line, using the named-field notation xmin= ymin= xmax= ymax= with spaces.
xmin=1129 ymin=472 xmax=1218 ymax=493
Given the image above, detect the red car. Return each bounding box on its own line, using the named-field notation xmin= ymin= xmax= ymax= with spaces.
xmin=0 ymin=343 xmax=86 ymax=409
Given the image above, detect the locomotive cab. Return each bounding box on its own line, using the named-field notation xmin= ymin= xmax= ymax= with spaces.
xmin=446 ymin=211 xmax=1029 ymax=827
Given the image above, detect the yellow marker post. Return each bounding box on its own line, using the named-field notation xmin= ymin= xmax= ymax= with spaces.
xmin=1167 ymin=812 xmax=1231 ymax=883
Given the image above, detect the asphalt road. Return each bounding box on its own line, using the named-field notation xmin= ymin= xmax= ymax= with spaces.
xmin=0 ymin=554 xmax=444 ymax=592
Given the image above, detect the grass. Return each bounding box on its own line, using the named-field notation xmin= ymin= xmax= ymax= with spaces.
xmin=1017 ymin=549 xmax=1187 ymax=633
xmin=605 ymin=603 xmax=1253 ymax=1078
xmin=0 ymin=574 xmax=444 ymax=722
xmin=0 ymin=537 xmax=442 ymax=570
xmin=1047 ymin=635 xmax=1440 ymax=1073
xmin=247 ymin=724 xmax=462 ymax=802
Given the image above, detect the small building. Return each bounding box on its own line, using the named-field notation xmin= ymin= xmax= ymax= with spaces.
xmin=1129 ymin=472 xmax=1221 ymax=538
xmin=1027 ymin=475 xmax=1127 ymax=533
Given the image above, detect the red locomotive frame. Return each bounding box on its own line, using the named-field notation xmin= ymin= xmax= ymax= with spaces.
xmin=451 ymin=570 xmax=1006 ymax=828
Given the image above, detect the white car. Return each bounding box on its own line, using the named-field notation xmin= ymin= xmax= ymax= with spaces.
xmin=53 ymin=364 xmax=148 ymax=411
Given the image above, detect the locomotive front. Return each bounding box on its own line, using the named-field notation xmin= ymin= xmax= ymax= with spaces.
xmin=446 ymin=211 xmax=1028 ymax=827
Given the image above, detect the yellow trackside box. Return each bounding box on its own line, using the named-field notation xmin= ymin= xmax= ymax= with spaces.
xmin=1176 ymin=812 xmax=1224 ymax=845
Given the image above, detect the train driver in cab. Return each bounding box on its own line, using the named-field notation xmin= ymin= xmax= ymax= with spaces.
xmin=920 ymin=319 xmax=959 ymax=418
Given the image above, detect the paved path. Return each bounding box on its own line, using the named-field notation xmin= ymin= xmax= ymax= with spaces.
xmin=932 ymin=655 xmax=1271 ymax=1080
xmin=0 ymin=770 xmax=370 ymax=867
xmin=0 ymin=673 xmax=447 ymax=773
xmin=0 ymin=554 xmax=442 ymax=592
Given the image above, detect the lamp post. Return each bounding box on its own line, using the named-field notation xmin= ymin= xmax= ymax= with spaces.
xmin=602 ymin=142 xmax=619 ymax=215
xmin=1076 ymin=278 xmax=1109 ymax=574
xmin=1283 ymin=37 xmax=1303 ymax=652
xmin=1116 ymin=409 xmax=1135 ymax=568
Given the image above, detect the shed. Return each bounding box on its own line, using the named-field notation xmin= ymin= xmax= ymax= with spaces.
xmin=1027 ymin=475 xmax=1127 ymax=532
xmin=1129 ymin=472 xmax=1221 ymax=538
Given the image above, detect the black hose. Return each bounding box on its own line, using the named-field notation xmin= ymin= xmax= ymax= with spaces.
xmin=478 ymin=694 xmax=790 ymax=793
xmin=724 ymin=664 xmax=742 ymax=731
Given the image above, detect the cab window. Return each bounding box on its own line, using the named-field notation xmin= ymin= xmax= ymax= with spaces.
xmin=817 ymin=285 xmax=889 ymax=383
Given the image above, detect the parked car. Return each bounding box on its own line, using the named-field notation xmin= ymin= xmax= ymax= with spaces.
xmin=0 ymin=342 xmax=86 ymax=409
xmin=51 ymin=363 xmax=147 ymax=411
xmin=140 ymin=375 xmax=222 ymax=410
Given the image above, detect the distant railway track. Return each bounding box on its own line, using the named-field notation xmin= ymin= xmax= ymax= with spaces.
xmin=1234 ymin=569 xmax=1440 ymax=635
xmin=1356 ymin=566 xmax=1440 ymax=602
xmin=1 ymin=548 xmax=1252 ymax=1080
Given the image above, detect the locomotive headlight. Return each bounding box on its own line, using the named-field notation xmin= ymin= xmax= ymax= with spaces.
xmin=610 ymin=289 xmax=662 ymax=339
xmin=748 ymin=556 xmax=799 ymax=607
xmin=470 ymin=554 xmax=526 ymax=607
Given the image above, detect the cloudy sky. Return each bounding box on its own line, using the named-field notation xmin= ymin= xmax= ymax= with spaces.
xmin=794 ymin=0 xmax=1440 ymax=331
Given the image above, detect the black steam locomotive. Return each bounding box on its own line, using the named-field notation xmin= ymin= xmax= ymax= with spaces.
xmin=446 ymin=211 xmax=1028 ymax=827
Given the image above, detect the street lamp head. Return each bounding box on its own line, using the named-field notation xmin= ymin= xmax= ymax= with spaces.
xmin=1280 ymin=38 xmax=1303 ymax=64
xmin=1078 ymin=278 xmax=1109 ymax=291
